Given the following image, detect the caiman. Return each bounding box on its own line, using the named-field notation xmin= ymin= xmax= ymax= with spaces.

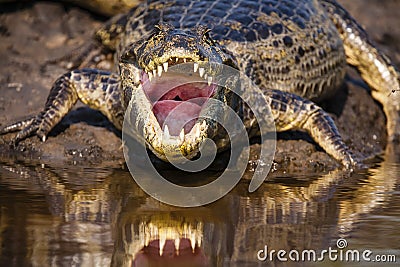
xmin=1 ymin=0 xmax=399 ymax=168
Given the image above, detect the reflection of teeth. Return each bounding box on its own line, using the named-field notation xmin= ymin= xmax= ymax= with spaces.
xmin=197 ymin=235 xmax=202 ymax=248
xmin=190 ymin=234 xmax=196 ymax=252
xmin=157 ymin=65 xmax=163 ymax=77
xmin=199 ymin=68 xmax=205 ymax=78
xmin=175 ymin=238 xmax=180 ymax=255
xmin=208 ymin=76 xmax=213 ymax=86
xmin=196 ymin=222 xmax=203 ymax=248
xmin=138 ymin=222 xmax=204 ymax=257
xmin=159 ymin=234 xmax=166 ymax=256
xmin=179 ymin=128 xmax=185 ymax=142
xmin=163 ymin=62 xmax=168 ymax=72
xmin=194 ymin=62 xmax=199 ymax=73
xmin=164 ymin=125 xmax=170 ymax=139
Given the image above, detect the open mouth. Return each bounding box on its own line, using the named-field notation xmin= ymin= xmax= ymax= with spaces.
xmin=140 ymin=58 xmax=217 ymax=137
xmin=133 ymin=238 xmax=207 ymax=266
xmin=131 ymin=222 xmax=207 ymax=266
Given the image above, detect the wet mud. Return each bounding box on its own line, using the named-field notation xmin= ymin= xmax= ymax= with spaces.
xmin=0 ymin=0 xmax=398 ymax=174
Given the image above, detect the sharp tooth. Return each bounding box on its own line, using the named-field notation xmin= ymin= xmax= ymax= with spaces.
xmin=134 ymin=73 xmax=140 ymax=83
xmin=197 ymin=236 xmax=202 ymax=248
xmin=193 ymin=124 xmax=201 ymax=137
xmin=153 ymin=69 xmax=157 ymax=77
xmin=157 ymin=65 xmax=163 ymax=77
xmin=199 ymin=68 xmax=205 ymax=78
xmin=204 ymin=73 xmax=208 ymax=80
xmin=176 ymin=58 xmax=179 ymax=62
xmin=194 ymin=62 xmax=199 ymax=73
xmin=42 ymin=136 xmax=46 ymax=142
xmin=183 ymin=58 xmax=187 ymax=63
xmin=148 ymin=72 xmax=153 ymax=81
xmin=145 ymin=234 xmax=150 ymax=247
xmin=179 ymin=128 xmax=185 ymax=142
xmin=190 ymin=235 xmax=196 ymax=252
xmin=208 ymin=76 xmax=213 ymax=86
xmin=159 ymin=235 xmax=166 ymax=256
xmin=164 ymin=125 xmax=170 ymax=139
xmin=174 ymin=238 xmax=180 ymax=254
xmin=163 ymin=62 xmax=168 ymax=72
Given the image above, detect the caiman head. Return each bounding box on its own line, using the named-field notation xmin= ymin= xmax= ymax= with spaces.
xmin=119 ymin=22 xmax=239 ymax=162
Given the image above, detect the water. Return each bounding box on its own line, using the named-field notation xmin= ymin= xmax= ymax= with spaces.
xmin=0 ymin=148 xmax=399 ymax=267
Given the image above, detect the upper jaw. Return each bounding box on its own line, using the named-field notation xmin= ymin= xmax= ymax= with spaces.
xmin=142 ymin=56 xmax=216 ymax=86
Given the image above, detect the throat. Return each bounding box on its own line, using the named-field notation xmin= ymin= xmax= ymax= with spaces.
xmin=172 ymin=96 xmax=183 ymax=101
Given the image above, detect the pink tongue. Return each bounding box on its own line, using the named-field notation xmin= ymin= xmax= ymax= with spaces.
xmin=153 ymin=100 xmax=203 ymax=135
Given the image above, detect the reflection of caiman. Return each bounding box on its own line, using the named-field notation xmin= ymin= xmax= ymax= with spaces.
xmin=1 ymin=0 xmax=399 ymax=167
xmin=2 ymin=156 xmax=396 ymax=265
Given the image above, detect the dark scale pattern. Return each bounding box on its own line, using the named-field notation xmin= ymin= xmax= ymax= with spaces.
xmin=117 ymin=0 xmax=347 ymax=101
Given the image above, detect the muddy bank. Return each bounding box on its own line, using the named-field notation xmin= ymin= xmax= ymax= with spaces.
xmin=0 ymin=1 xmax=398 ymax=173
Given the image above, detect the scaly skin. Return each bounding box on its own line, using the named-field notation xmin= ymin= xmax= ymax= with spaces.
xmin=1 ymin=0 xmax=399 ymax=167
xmin=321 ymin=0 xmax=400 ymax=141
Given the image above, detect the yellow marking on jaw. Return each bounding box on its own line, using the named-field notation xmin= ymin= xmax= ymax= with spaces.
xmin=149 ymin=1 xmax=175 ymax=10
xmin=256 ymin=12 xmax=281 ymax=25
xmin=223 ymin=21 xmax=242 ymax=31
xmin=283 ymin=19 xmax=303 ymax=34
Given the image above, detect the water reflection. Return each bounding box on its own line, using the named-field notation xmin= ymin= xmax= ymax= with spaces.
xmin=0 ymin=146 xmax=399 ymax=266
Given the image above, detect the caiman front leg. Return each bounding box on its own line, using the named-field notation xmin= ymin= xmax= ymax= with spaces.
xmin=0 ymin=69 xmax=123 ymax=144
xmin=320 ymin=0 xmax=400 ymax=142
xmin=265 ymin=90 xmax=359 ymax=168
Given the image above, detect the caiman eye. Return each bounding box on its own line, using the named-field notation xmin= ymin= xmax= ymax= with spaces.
xmin=195 ymin=25 xmax=214 ymax=45
xmin=121 ymin=45 xmax=137 ymax=63
xmin=153 ymin=24 xmax=163 ymax=33
xmin=203 ymin=32 xmax=215 ymax=46
xmin=149 ymin=22 xmax=174 ymax=41
xmin=154 ymin=22 xmax=174 ymax=33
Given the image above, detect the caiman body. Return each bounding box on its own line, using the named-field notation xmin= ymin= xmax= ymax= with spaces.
xmin=1 ymin=0 xmax=399 ymax=167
